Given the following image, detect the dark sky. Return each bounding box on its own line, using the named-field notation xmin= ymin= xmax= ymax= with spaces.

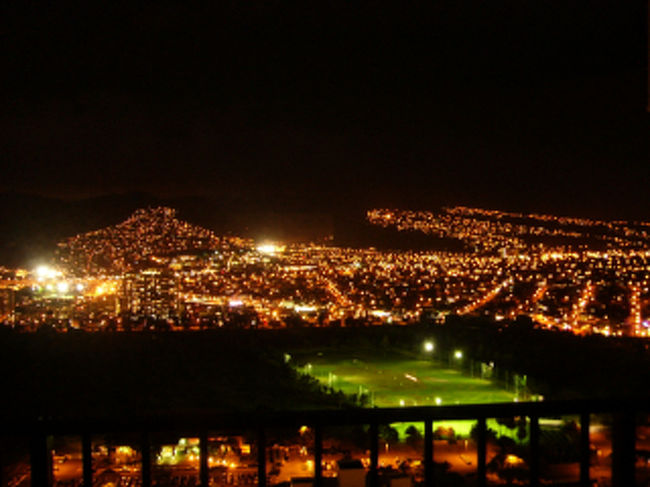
xmin=1 ymin=1 xmax=648 ymax=219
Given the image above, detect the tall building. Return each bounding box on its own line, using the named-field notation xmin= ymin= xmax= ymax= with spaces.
xmin=120 ymin=268 xmax=179 ymax=319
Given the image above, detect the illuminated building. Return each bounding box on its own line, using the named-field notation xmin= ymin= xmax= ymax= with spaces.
xmin=121 ymin=268 xmax=179 ymax=319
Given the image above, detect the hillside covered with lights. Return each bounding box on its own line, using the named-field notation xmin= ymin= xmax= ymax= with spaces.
xmin=56 ymin=207 xmax=248 ymax=276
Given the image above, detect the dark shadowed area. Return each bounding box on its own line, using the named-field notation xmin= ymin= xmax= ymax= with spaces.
xmin=1 ymin=1 xmax=648 ymax=224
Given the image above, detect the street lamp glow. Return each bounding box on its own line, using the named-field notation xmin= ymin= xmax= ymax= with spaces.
xmin=423 ymin=341 xmax=434 ymax=353
xmin=454 ymin=350 xmax=463 ymax=359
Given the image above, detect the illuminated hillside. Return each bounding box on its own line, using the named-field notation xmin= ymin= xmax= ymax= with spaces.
xmin=56 ymin=207 xmax=245 ymax=275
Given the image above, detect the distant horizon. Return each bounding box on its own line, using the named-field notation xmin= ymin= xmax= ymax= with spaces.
xmin=4 ymin=191 xmax=650 ymax=267
xmin=3 ymin=190 xmax=650 ymax=222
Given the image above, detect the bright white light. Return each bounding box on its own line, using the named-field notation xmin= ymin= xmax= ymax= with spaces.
xmin=35 ymin=265 xmax=58 ymax=280
xmin=56 ymin=282 xmax=69 ymax=294
xmin=399 ymin=399 xmax=405 ymax=407
xmin=295 ymin=305 xmax=317 ymax=313
xmin=370 ymin=310 xmax=391 ymax=318
xmin=423 ymin=341 xmax=434 ymax=353
xmin=229 ymin=299 xmax=243 ymax=307
xmin=454 ymin=350 xmax=463 ymax=359
xmin=257 ymin=243 xmax=284 ymax=255
xmin=76 ymin=283 xmax=85 ymax=292
xmin=35 ymin=265 xmax=49 ymax=278
xmin=435 ymin=397 xmax=442 ymax=405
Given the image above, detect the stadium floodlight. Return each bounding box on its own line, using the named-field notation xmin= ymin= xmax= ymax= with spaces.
xmin=256 ymin=243 xmax=285 ymax=255
xmin=35 ymin=265 xmax=59 ymax=280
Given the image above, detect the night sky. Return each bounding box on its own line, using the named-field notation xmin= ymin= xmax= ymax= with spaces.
xmin=2 ymin=1 xmax=648 ymax=219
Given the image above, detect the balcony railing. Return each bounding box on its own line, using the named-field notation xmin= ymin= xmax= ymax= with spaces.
xmin=10 ymin=397 xmax=649 ymax=487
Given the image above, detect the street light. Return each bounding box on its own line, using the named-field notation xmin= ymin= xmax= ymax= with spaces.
xmin=423 ymin=341 xmax=434 ymax=353
xmin=454 ymin=350 xmax=463 ymax=360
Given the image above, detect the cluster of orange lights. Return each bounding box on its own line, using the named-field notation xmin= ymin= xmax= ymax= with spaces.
xmin=2 ymin=206 xmax=650 ymax=337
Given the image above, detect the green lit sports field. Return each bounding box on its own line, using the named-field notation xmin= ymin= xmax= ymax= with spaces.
xmin=303 ymin=355 xmax=514 ymax=407
xmin=300 ymin=353 xmax=516 ymax=437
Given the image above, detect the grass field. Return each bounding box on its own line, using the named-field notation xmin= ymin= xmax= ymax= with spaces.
xmin=303 ymin=354 xmax=515 ymax=407
xmin=298 ymin=352 xmax=517 ymax=437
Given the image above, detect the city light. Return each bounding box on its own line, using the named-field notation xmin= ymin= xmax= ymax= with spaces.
xmin=256 ymin=243 xmax=284 ymax=255
xmin=424 ymin=341 xmax=434 ymax=353
xmin=505 ymin=454 xmax=524 ymax=466
xmin=34 ymin=265 xmax=59 ymax=280
xmin=5 ymin=205 xmax=650 ymax=337
xmin=295 ymin=304 xmax=317 ymax=313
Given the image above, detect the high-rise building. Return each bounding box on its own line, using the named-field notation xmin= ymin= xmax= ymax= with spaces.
xmin=120 ymin=268 xmax=179 ymax=319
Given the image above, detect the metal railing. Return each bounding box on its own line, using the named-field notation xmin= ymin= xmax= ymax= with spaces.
xmin=12 ymin=398 xmax=649 ymax=487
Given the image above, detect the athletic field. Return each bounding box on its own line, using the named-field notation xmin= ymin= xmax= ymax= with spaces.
xmin=299 ymin=352 xmax=517 ymax=437
xmin=303 ymin=354 xmax=515 ymax=407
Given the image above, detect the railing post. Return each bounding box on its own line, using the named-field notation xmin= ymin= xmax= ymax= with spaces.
xmin=529 ymin=415 xmax=540 ymax=487
xmin=141 ymin=431 xmax=151 ymax=487
xmin=257 ymin=426 xmax=266 ymax=487
xmin=30 ymin=431 xmax=52 ymax=487
xmin=476 ymin=417 xmax=487 ymax=487
xmin=424 ymin=418 xmax=434 ymax=487
xmin=369 ymin=421 xmax=379 ymax=487
xmin=612 ymin=410 xmax=636 ymax=487
xmin=314 ymin=424 xmax=323 ymax=487
xmin=82 ymin=433 xmax=93 ymax=487
xmin=200 ymin=432 xmax=209 ymax=487
xmin=580 ymin=412 xmax=591 ymax=487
